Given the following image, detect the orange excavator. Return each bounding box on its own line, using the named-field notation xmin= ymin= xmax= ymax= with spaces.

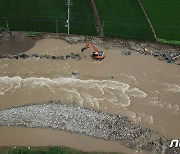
xmin=81 ymin=43 xmax=105 ymax=60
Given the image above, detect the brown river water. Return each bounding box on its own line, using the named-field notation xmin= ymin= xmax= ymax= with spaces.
xmin=0 ymin=39 xmax=179 ymax=153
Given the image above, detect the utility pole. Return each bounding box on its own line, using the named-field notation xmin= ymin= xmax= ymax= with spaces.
xmin=65 ymin=0 xmax=73 ymax=34
xmin=56 ymin=19 xmax=58 ymax=36
xmin=3 ymin=17 xmax=9 ymax=31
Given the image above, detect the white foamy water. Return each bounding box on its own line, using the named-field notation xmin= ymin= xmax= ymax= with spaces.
xmin=165 ymin=83 xmax=180 ymax=93
xmin=0 ymin=75 xmax=155 ymax=125
xmin=0 ymin=76 xmax=147 ymax=107
xmin=1 ymin=75 xmax=179 ymax=128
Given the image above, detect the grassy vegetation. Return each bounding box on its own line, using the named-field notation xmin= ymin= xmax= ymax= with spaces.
xmin=0 ymin=147 xmax=122 ymax=154
xmin=141 ymin=0 xmax=180 ymax=41
xmin=0 ymin=0 xmax=179 ymax=42
xmin=0 ymin=0 xmax=96 ymax=35
xmin=156 ymin=38 xmax=180 ymax=46
xmin=95 ymin=0 xmax=154 ymax=40
xmin=0 ymin=147 xmax=82 ymax=154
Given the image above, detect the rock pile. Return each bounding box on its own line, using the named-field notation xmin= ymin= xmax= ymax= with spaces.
xmin=0 ymin=53 xmax=81 ymax=60
xmin=63 ymin=36 xmax=86 ymax=44
xmin=122 ymin=47 xmax=180 ymax=64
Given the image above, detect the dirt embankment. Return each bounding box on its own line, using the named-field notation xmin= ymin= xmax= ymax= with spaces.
xmin=0 ymin=33 xmax=179 ymax=64
xmin=0 ymin=32 xmax=35 ymax=54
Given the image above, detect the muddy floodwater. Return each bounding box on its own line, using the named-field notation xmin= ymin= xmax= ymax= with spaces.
xmin=0 ymin=39 xmax=180 ymax=153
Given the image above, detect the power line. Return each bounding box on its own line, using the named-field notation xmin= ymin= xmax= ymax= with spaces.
xmin=1 ymin=11 xmax=180 ymax=24
xmin=142 ymin=3 xmax=180 ymax=8
xmin=1 ymin=16 xmax=180 ymax=29
xmin=96 ymin=0 xmax=180 ymax=7
xmin=2 ymin=13 xmax=180 ymax=24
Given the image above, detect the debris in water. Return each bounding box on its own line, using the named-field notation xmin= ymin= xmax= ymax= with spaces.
xmin=121 ymin=49 xmax=135 ymax=56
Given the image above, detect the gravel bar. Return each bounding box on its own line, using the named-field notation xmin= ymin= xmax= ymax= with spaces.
xmin=0 ymin=101 xmax=179 ymax=153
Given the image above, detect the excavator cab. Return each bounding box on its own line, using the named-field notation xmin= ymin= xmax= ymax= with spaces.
xmin=81 ymin=43 xmax=105 ymax=60
xmin=92 ymin=50 xmax=104 ymax=59
xmin=98 ymin=51 xmax=103 ymax=56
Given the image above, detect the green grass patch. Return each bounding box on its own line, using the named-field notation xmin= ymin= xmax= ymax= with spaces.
xmin=156 ymin=38 xmax=180 ymax=46
xmin=0 ymin=147 xmax=80 ymax=154
xmin=0 ymin=0 xmax=96 ymax=35
xmin=95 ymin=0 xmax=154 ymax=40
xmin=0 ymin=147 xmax=123 ymax=154
xmin=1 ymin=0 xmax=179 ymax=42
xmin=141 ymin=0 xmax=180 ymax=41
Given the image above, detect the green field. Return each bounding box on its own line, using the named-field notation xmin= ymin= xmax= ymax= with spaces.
xmin=0 ymin=147 xmax=122 ymax=154
xmin=95 ymin=0 xmax=154 ymax=40
xmin=0 ymin=0 xmax=96 ymax=35
xmin=0 ymin=0 xmax=180 ymax=42
xmin=141 ymin=0 xmax=180 ymax=41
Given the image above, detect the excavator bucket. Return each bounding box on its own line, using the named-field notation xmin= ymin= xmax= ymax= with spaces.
xmin=81 ymin=47 xmax=86 ymax=52
xmin=81 ymin=46 xmax=89 ymax=52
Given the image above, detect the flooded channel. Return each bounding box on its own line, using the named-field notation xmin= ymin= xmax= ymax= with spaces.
xmin=0 ymin=39 xmax=179 ymax=153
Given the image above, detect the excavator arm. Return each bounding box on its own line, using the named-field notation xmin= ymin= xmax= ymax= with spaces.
xmin=81 ymin=43 xmax=98 ymax=53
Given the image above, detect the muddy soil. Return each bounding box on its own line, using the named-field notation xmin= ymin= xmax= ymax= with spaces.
xmin=0 ymin=32 xmax=35 ymax=54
